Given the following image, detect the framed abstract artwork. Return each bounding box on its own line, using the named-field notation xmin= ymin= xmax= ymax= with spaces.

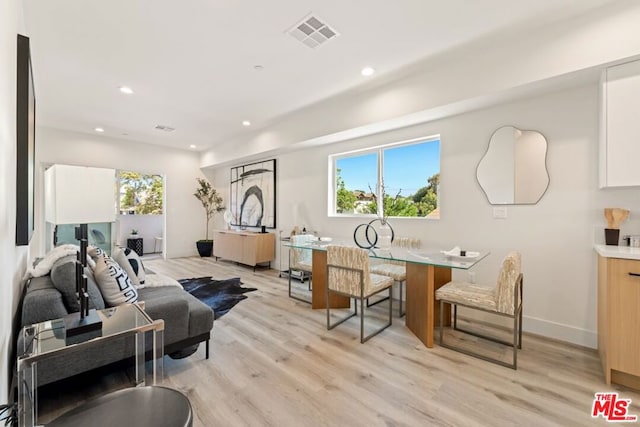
xmin=16 ymin=34 xmax=36 ymax=246
xmin=230 ymin=159 xmax=276 ymax=228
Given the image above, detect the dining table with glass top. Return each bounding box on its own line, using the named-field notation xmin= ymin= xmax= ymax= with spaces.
xmin=284 ymin=239 xmax=489 ymax=348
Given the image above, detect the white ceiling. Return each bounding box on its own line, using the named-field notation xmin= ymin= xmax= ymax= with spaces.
xmin=23 ymin=0 xmax=618 ymax=152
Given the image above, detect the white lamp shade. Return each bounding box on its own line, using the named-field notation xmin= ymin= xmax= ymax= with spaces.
xmin=45 ymin=164 xmax=116 ymax=224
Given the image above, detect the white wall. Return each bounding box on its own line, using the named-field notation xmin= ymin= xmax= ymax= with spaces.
xmin=34 ymin=127 xmax=206 ymax=259
xmin=0 ymin=0 xmax=31 ymax=403
xmin=209 ymin=84 xmax=640 ymax=348
xmin=117 ymin=214 xmax=163 ymax=254
xmin=202 ymin=1 xmax=640 ymax=169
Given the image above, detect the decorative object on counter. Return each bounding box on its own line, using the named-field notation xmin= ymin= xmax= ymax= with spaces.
xmin=353 ymin=218 xmax=395 ymax=249
xmin=194 ymin=177 xmax=226 ymax=257
xmin=477 ymin=125 xmax=549 ymax=205
xmin=604 ymin=208 xmax=630 ymax=245
xmin=130 ymin=229 xmax=138 ymax=235
xmin=622 ymin=235 xmax=640 ymax=248
xmin=230 ymin=158 xmax=276 ymax=228
xmin=223 ymin=210 xmax=233 ymax=230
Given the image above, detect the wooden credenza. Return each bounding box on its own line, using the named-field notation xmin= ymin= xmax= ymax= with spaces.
xmin=598 ymin=254 xmax=640 ymax=390
xmin=213 ymin=230 xmax=275 ymax=268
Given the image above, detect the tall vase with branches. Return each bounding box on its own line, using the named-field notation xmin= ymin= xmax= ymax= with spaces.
xmin=368 ymin=179 xmax=396 ymax=249
xmin=193 ymin=178 xmax=225 ymax=256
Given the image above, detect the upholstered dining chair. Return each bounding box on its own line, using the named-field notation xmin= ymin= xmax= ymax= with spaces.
xmin=288 ymin=234 xmax=315 ymax=303
xmin=435 ymin=251 xmax=523 ymax=369
xmin=326 ymin=245 xmax=394 ymax=343
xmin=369 ymin=237 xmax=421 ymax=317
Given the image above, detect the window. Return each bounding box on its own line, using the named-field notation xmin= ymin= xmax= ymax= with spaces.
xmin=118 ymin=171 xmax=164 ymax=215
xmin=330 ymin=136 xmax=440 ymax=219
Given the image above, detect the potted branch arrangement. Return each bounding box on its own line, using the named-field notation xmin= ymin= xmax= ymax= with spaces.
xmin=368 ymin=180 xmax=397 ymax=249
xmin=194 ymin=177 xmax=225 ymax=257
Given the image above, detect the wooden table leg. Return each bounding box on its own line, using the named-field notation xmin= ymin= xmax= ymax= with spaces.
xmin=405 ymin=263 xmax=452 ymax=347
xmin=311 ymin=250 xmax=350 ymax=309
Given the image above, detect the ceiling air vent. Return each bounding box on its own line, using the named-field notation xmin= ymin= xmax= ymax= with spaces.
xmin=154 ymin=125 xmax=175 ymax=132
xmin=287 ymin=13 xmax=339 ymax=49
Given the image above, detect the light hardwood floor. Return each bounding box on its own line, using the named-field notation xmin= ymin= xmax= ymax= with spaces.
xmin=42 ymin=257 xmax=640 ymax=426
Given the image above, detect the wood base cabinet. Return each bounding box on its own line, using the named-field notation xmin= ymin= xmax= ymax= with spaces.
xmin=598 ymin=255 xmax=640 ymax=389
xmin=213 ymin=231 xmax=275 ymax=268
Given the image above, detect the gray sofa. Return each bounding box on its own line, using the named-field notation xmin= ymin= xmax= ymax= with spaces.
xmin=18 ymin=255 xmax=214 ymax=386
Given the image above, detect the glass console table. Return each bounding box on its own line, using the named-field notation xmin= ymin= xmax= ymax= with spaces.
xmin=284 ymin=239 xmax=489 ymax=349
xmin=17 ymin=304 xmax=164 ymax=427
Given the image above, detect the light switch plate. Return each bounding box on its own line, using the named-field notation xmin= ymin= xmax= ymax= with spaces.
xmin=493 ymin=207 xmax=508 ymax=219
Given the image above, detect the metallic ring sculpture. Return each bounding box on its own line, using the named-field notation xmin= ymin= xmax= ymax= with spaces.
xmin=353 ymin=219 xmax=395 ymax=249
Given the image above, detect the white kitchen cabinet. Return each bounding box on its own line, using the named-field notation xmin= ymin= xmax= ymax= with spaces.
xmin=600 ymin=59 xmax=640 ymax=188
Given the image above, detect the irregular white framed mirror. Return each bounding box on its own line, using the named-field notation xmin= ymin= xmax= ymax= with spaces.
xmin=476 ymin=126 xmax=549 ymax=205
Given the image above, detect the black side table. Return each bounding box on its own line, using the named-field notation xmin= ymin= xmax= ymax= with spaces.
xmin=127 ymin=237 xmax=143 ymax=256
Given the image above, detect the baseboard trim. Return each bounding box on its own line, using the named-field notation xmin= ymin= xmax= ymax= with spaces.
xmin=454 ymin=308 xmax=597 ymax=349
xmin=524 ymin=315 xmax=596 ymax=349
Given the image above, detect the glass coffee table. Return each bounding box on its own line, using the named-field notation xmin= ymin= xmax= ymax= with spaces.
xmin=17 ymin=303 xmax=164 ymax=427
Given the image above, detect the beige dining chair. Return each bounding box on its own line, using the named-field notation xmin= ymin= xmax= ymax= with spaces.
xmin=435 ymin=251 xmax=523 ymax=369
xmin=288 ymin=234 xmax=315 ymax=303
xmin=326 ymin=245 xmax=394 ymax=343
xmin=368 ymin=237 xmax=421 ymax=317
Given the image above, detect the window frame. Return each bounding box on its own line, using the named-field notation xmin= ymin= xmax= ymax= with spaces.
xmin=328 ymin=134 xmax=441 ymax=219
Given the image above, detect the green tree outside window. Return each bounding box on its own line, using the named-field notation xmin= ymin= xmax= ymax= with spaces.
xmin=119 ymin=171 xmax=163 ymax=215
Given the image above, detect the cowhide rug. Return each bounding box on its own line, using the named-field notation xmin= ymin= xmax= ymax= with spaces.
xmin=178 ymin=276 xmax=257 ymax=320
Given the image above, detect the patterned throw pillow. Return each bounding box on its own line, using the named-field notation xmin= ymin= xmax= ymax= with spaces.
xmin=93 ymin=254 xmax=138 ymax=306
xmin=112 ymin=248 xmax=140 ymax=286
xmin=123 ymin=247 xmax=146 ymax=285
xmin=87 ymin=246 xmax=108 ymax=262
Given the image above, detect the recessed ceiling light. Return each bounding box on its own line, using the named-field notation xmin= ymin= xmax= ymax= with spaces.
xmin=189 ymin=144 xmax=196 ymax=149
xmin=119 ymin=86 xmax=134 ymax=95
xmin=254 ymin=65 xmax=264 ymax=71
xmin=94 ymin=127 xmax=104 ymax=133
xmin=242 ymin=120 xmax=251 ymax=126
xmin=361 ymin=67 xmax=375 ymax=77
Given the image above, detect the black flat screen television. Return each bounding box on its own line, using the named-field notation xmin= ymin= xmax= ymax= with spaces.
xmin=16 ymin=34 xmax=36 ymax=246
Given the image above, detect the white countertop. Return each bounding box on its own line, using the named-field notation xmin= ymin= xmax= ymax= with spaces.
xmin=595 ymin=244 xmax=640 ymax=260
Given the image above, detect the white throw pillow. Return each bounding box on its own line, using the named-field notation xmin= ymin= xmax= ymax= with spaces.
xmin=112 ymin=248 xmax=140 ymax=286
xmin=123 ymin=247 xmax=146 ymax=285
xmin=93 ymin=254 xmax=138 ymax=306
